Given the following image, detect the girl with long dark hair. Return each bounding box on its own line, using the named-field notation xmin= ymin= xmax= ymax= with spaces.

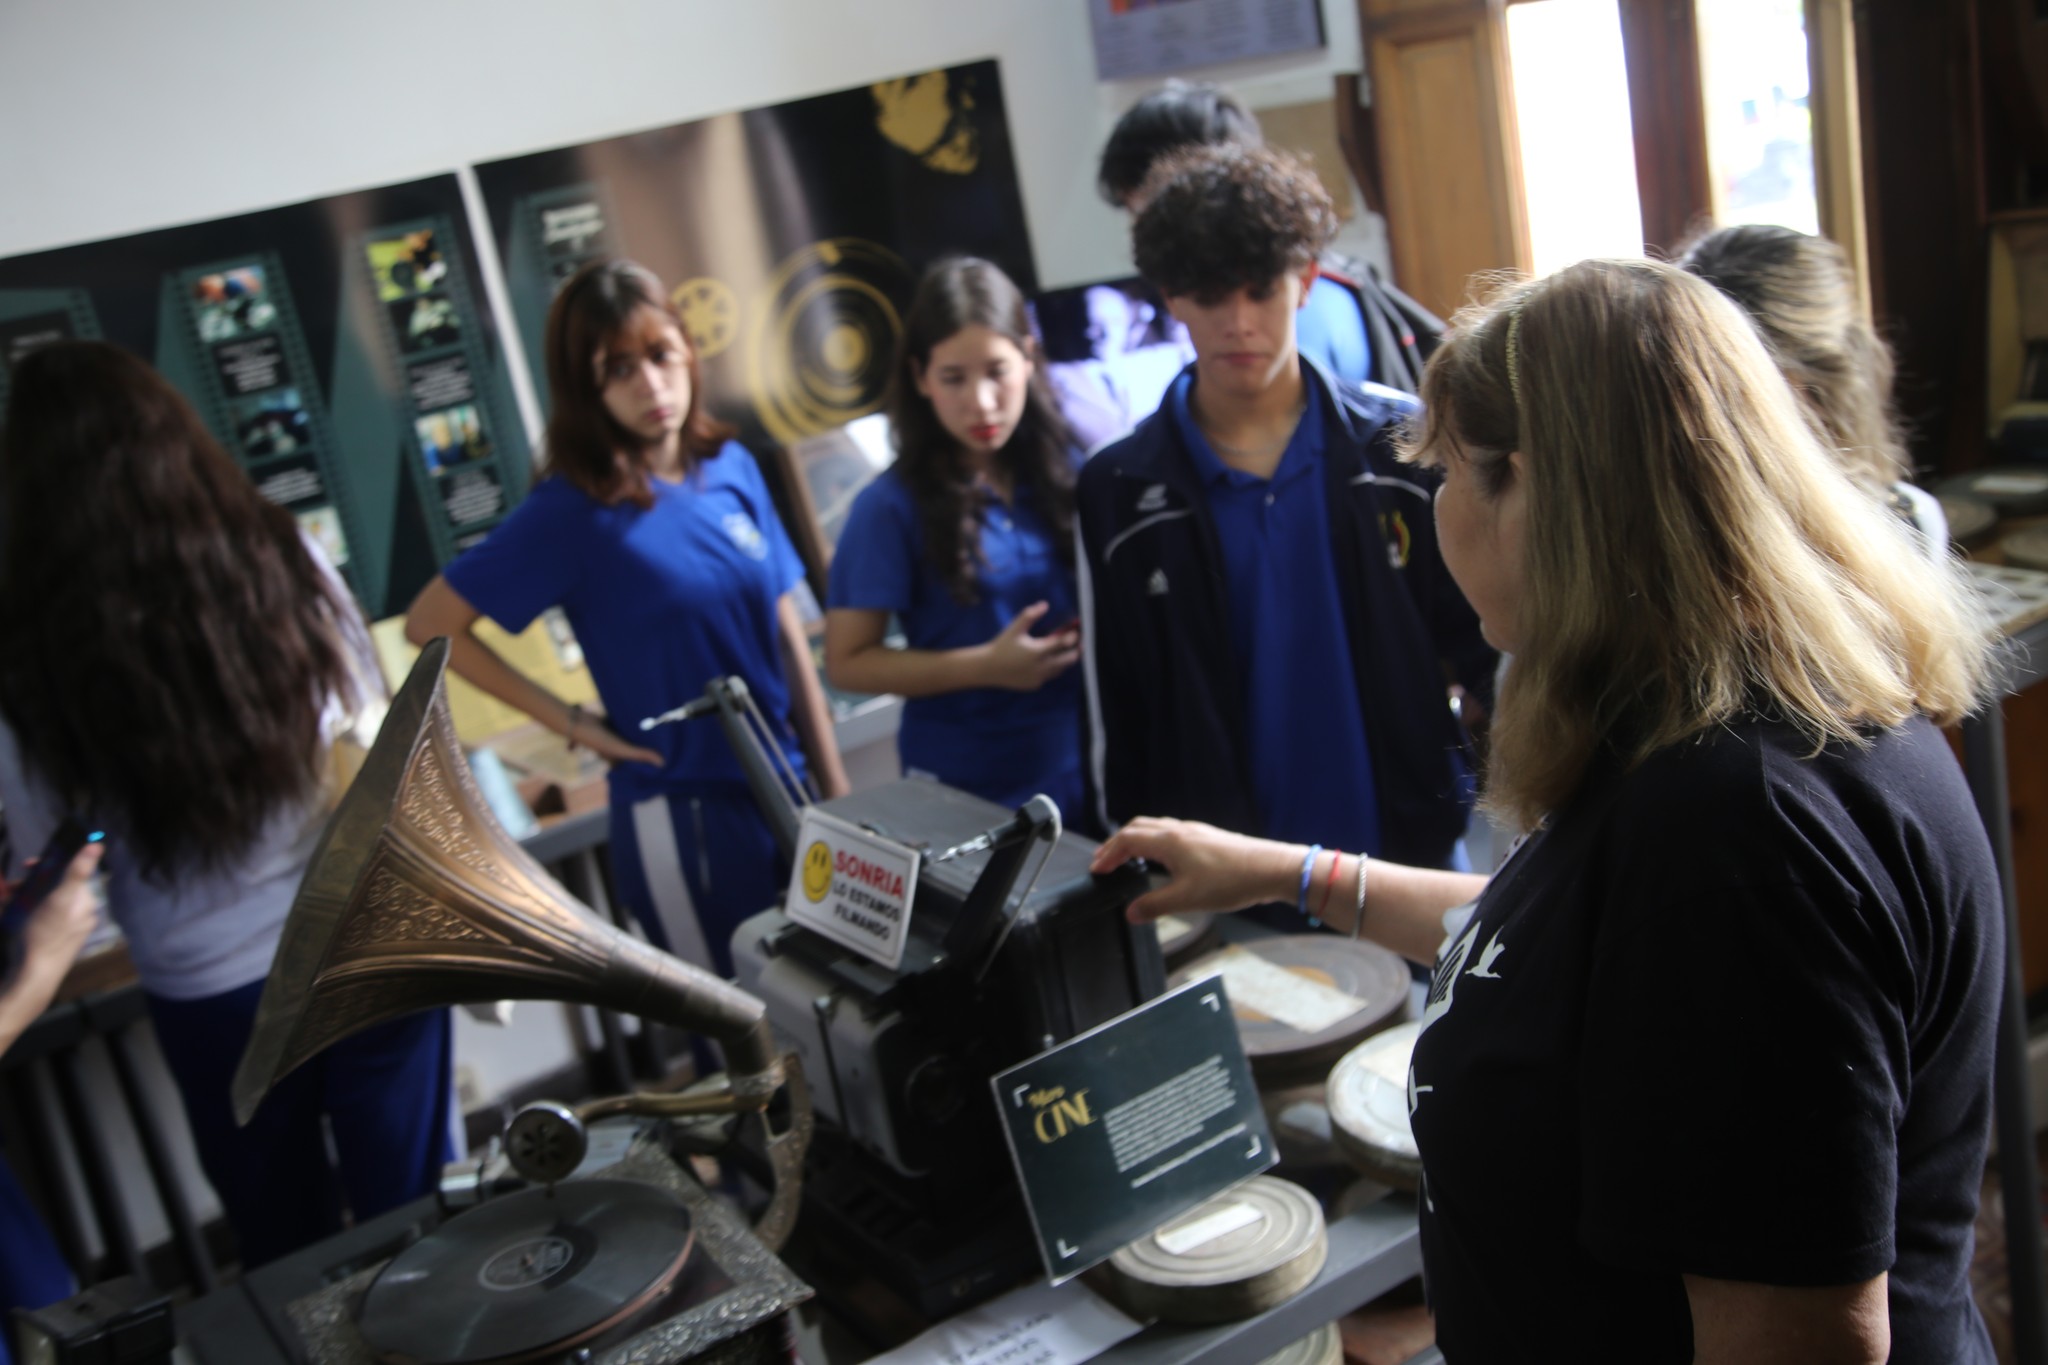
xmin=824 ymin=257 xmax=1085 ymax=818
xmin=0 ymin=341 xmax=454 ymax=1268
xmin=407 ymin=259 xmax=847 ymax=977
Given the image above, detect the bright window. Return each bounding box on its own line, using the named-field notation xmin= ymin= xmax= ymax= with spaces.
xmin=1696 ymin=0 xmax=1819 ymax=233
xmin=1506 ymin=0 xmax=1645 ymax=278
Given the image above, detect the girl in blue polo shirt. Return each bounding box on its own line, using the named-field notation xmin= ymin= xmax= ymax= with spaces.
xmin=825 ymin=258 xmax=1086 ymax=822
xmin=407 ymin=260 xmax=848 ymax=977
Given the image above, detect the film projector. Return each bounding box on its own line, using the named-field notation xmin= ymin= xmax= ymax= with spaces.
xmin=228 ymin=639 xmax=812 ymax=1365
xmin=643 ymin=677 xmax=1165 ymax=1318
xmin=226 ymin=638 xmax=1164 ymax=1360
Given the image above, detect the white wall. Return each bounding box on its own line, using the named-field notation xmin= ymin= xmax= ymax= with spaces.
xmin=0 ymin=0 xmax=1362 ymax=288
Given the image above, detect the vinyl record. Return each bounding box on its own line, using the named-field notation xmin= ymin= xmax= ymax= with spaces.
xmin=358 ymin=1180 xmax=693 ymax=1365
xmin=2001 ymin=523 xmax=2048 ymax=572
xmin=1102 ymin=1176 xmax=1328 ymax=1325
xmin=1327 ymin=1022 xmax=1422 ymax=1191
xmin=1938 ymin=467 xmax=2048 ymax=517
xmin=1257 ymin=1321 xmax=1343 ymax=1365
xmin=1171 ymin=937 xmax=1413 ymax=1087
xmin=1154 ymin=911 xmax=1219 ymax=968
xmin=1939 ymin=495 xmax=1998 ymax=548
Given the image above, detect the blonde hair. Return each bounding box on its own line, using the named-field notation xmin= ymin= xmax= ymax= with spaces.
xmin=1404 ymin=259 xmax=1993 ymax=829
xmin=1678 ymin=224 xmax=1906 ymax=493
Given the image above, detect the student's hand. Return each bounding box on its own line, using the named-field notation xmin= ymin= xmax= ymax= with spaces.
xmin=979 ymin=602 xmax=1082 ymax=692
xmin=570 ymin=712 xmax=664 ymax=768
xmin=1089 ymin=817 xmax=1301 ymax=922
xmin=19 ymin=843 xmax=104 ymax=976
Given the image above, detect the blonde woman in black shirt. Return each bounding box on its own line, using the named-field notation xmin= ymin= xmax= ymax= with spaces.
xmin=1095 ymin=258 xmax=1997 ymax=1364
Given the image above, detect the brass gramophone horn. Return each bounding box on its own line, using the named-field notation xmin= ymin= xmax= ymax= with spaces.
xmin=231 ymin=638 xmax=808 ymax=1247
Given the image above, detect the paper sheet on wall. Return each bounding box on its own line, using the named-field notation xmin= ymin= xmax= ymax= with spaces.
xmin=860 ymin=1277 xmax=1143 ymax=1365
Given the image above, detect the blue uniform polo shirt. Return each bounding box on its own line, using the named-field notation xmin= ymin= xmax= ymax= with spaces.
xmin=1170 ymin=364 xmax=1382 ymax=857
xmin=444 ymin=441 xmax=808 ymax=804
xmin=828 ymin=469 xmax=1083 ymax=817
xmin=1296 ymin=274 xmax=1372 ymax=388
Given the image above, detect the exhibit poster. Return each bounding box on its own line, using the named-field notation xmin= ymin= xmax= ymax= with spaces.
xmin=0 ymin=177 xmax=532 ymax=620
xmin=474 ymin=59 xmax=1037 ymax=584
xmin=1087 ymin=0 xmax=1326 ymax=80
xmin=0 ymin=289 xmax=101 ymax=420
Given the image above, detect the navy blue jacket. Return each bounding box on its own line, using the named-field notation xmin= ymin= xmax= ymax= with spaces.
xmin=1076 ymin=364 xmax=1497 ymax=868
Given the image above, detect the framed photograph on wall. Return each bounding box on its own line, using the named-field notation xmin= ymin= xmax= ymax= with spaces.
xmin=1087 ymin=0 xmax=1326 ymax=80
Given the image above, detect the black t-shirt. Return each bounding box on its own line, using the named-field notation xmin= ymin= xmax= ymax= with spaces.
xmin=1409 ymin=715 xmax=1999 ymax=1362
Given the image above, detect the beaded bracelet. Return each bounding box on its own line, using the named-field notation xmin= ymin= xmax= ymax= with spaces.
xmin=1297 ymin=844 xmax=1322 ymax=922
xmin=565 ymin=702 xmax=585 ymax=751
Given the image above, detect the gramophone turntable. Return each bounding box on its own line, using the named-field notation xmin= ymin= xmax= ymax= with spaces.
xmin=223 ymin=640 xmax=812 ymax=1365
xmin=269 ymin=1137 xmax=809 ymax=1365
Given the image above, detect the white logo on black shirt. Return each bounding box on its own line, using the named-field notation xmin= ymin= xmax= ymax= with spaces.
xmin=1147 ymin=569 xmax=1169 ymax=596
xmin=1413 ymin=915 xmax=1488 ymax=1213
xmin=1466 ymin=929 xmax=1507 ymax=979
xmin=722 ymin=512 xmax=768 ymax=561
xmin=1422 ymin=917 xmax=1480 ymax=1032
xmin=1136 ymin=483 xmax=1169 ymax=512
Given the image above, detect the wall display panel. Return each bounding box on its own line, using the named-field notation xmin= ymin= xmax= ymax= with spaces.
xmin=1087 ymin=0 xmax=1326 ymax=80
xmin=0 ymin=178 xmax=532 ymax=620
xmin=473 ymin=60 xmax=1037 ymax=582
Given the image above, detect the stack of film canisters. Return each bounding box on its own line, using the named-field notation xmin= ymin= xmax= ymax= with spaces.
xmin=1170 ymin=936 xmax=1413 ymax=1089
xmin=1093 ymin=1176 xmax=1328 ymax=1325
xmin=1257 ymin=1321 xmax=1342 ymax=1365
xmin=1326 ymin=1022 xmax=1423 ymax=1192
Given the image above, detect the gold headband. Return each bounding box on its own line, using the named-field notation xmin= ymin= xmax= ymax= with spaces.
xmin=1505 ymin=307 xmax=1525 ymax=411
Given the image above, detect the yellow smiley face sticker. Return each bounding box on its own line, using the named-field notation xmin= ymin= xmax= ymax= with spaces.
xmin=800 ymin=841 xmax=833 ymax=903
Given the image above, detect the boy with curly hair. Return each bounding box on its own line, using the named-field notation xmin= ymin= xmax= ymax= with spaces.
xmin=1076 ymin=144 xmax=1495 ymax=886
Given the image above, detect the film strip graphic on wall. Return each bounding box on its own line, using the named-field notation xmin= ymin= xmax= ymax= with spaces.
xmin=503 ymin=183 xmax=619 ymax=413
xmin=0 ymin=288 xmax=101 ymax=419
xmin=172 ymin=254 xmax=365 ymax=597
xmin=355 ymin=217 xmax=519 ymax=562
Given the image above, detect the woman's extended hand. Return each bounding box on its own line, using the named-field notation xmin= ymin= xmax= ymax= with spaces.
xmin=1088 ymin=817 xmax=1301 ymax=923
xmin=979 ymin=602 xmax=1081 ymax=692
xmin=20 ymin=842 xmax=104 ymax=973
xmin=570 ymin=712 xmax=663 ymax=768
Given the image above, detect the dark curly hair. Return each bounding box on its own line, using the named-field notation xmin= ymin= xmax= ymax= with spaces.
xmin=0 ymin=341 xmax=362 ymax=878
xmin=1097 ymin=81 xmax=1262 ymax=208
xmin=1131 ymin=144 xmax=1337 ymax=302
xmin=886 ymin=258 xmax=1076 ymax=604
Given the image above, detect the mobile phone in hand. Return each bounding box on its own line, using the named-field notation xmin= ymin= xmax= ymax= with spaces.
xmin=2 ymin=817 xmax=102 ymax=936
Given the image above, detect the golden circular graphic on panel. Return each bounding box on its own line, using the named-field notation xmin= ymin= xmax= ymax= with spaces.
xmin=672 ymin=277 xmax=739 ymax=359
xmin=822 ymin=323 xmax=868 ymax=373
xmin=801 ymin=841 xmax=833 ymax=903
xmin=746 ymin=239 xmax=912 ymax=444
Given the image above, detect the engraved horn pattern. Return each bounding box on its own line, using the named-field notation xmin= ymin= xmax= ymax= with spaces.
xmin=232 ymin=638 xmax=782 ymax=1125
